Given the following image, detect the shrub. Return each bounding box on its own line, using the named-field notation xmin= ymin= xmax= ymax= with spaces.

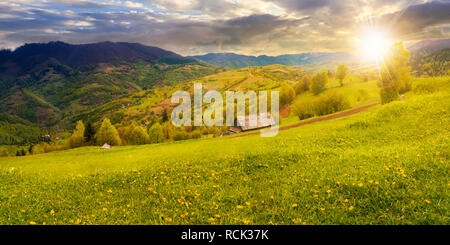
xmin=95 ymin=118 xmax=121 ymax=146
xmin=173 ymin=131 xmax=188 ymax=141
xmin=148 ymin=123 xmax=164 ymax=143
xmin=292 ymin=98 xmax=315 ymax=120
xmin=313 ymin=91 xmax=350 ymax=116
xmin=311 ymin=70 xmax=328 ymax=95
xmin=292 ymin=91 xmax=350 ymax=120
xmin=380 ymin=85 xmax=399 ymax=104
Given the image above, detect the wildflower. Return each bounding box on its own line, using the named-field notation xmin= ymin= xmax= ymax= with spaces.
xmin=236 ymin=205 xmax=244 ymax=209
xmin=102 ymin=207 xmax=108 ymax=212
xmin=348 ymin=206 xmax=354 ymax=211
xmin=292 ymin=203 xmax=298 ymax=208
xmin=243 ymin=219 xmax=250 ymax=225
xmin=357 ymin=183 xmax=363 ymax=187
xmin=343 ymin=199 xmax=349 ymax=203
xmin=215 ymin=214 xmax=221 ymax=219
xmin=424 ymin=199 xmax=431 ymax=204
xmin=29 ymin=221 xmax=37 ymax=225
xmin=50 ymin=210 xmax=55 ymax=215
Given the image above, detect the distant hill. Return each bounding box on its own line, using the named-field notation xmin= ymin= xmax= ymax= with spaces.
xmin=411 ymin=48 xmax=450 ymax=76
xmin=0 ymin=41 xmax=195 ymax=76
xmin=188 ymin=52 xmax=355 ymax=68
xmin=407 ymin=38 xmax=450 ymax=54
xmin=0 ymin=41 xmax=224 ymax=131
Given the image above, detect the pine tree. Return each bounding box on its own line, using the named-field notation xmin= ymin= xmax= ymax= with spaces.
xmin=84 ymin=120 xmax=96 ymax=144
xmin=68 ymin=120 xmax=85 ymax=148
xmin=95 ymin=118 xmax=121 ymax=146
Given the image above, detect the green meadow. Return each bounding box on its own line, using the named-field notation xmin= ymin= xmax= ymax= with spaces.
xmin=0 ymin=77 xmax=448 ymax=225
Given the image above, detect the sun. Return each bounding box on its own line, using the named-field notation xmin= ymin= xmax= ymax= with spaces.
xmin=357 ymin=29 xmax=391 ymax=62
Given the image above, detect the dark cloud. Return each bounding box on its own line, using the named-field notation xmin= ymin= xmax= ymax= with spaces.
xmin=379 ymin=1 xmax=450 ymax=39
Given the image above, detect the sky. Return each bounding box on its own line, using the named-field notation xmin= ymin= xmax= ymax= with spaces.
xmin=0 ymin=0 xmax=449 ymax=56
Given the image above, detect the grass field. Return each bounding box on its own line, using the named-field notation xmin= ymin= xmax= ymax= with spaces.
xmin=0 ymin=77 xmax=448 ymax=225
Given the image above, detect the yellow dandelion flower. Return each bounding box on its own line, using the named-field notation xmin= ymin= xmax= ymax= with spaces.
xmin=245 ymin=202 xmax=251 ymax=206
xmin=107 ymin=190 xmax=112 ymax=193
xmin=243 ymin=219 xmax=250 ymax=225
xmin=343 ymin=199 xmax=349 ymax=203
xmin=348 ymin=206 xmax=354 ymax=211
xmin=50 ymin=210 xmax=55 ymax=215
xmin=214 ymin=214 xmax=221 ymax=219
xmin=29 ymin=221 xmax=36 ymax=225
xmin=357 ymin=183 xmax=363 ymax=187
xmin=292 ymin=203 xmax=298 ymax=208
xmin=236 ymin=205 xmax=244 ymax=209
xmin=424 ymin=199 xmax=431 ymax=204
xmin=102 ymin=207 xmax=108 ymax=212
xmin=326 ymin=190 xmax=332 ymax=193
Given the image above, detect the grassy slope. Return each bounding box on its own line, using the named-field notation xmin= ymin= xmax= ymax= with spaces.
xmin=0 ymin=77 xmax=448 ymax=225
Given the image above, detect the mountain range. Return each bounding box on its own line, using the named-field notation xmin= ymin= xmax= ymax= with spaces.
xmin=188 ymin=52 xmax=355 ymax=68
xmin=0 ymin=39 xmax=448 ymax=144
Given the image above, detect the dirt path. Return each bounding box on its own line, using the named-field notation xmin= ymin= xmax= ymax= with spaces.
xmin=225 ymin=103 xmax=379 ymax=139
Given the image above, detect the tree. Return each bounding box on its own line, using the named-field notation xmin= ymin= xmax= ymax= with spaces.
xmin=162 ymin=121 xmax=175 ymax=140
xmin=148 ymin=123 xmax=164 ymax=143
xmin=68 ymin=120 xmax=85 ymax=148
xmin=335 ymin=64 xmax=348 ymax=86
xmin=280 ymin=83 xmax=296 ymax=107
xmin=95 ymin=118 xmax=121 ymax=146
xmin=161 ymin=108 xmax=169 ymax=122
xmin=311 ymin=70 xmax=328 ymax=95
xmin=84 ymin=120 xmax=96 ymax=145
xmin=129 ymin=125 xmax=150 ymax=145
xmin=294 ymin=75 xmax=310 ymax=94
xmin=380 ymin=42 xmax=412 ymax=104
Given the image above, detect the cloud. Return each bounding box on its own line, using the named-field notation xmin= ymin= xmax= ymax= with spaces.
xmin=378 ymin=1 xmax=450 ymax=39
xmin=0 ymin=0 xmax=448 ymax=55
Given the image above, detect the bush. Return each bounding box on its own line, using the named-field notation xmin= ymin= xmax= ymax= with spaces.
xmin=380 ymin=85 xmax=399 ymax=104
xmin=173 ymin=131 xmax=188 ymax=141
xmin=292 ymin=98 xmax=315 ymax=120
xmin=292 ymin=91 xmax=350 ymax=120
xmin=313 ymin=91 xmax=350 ymax=116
